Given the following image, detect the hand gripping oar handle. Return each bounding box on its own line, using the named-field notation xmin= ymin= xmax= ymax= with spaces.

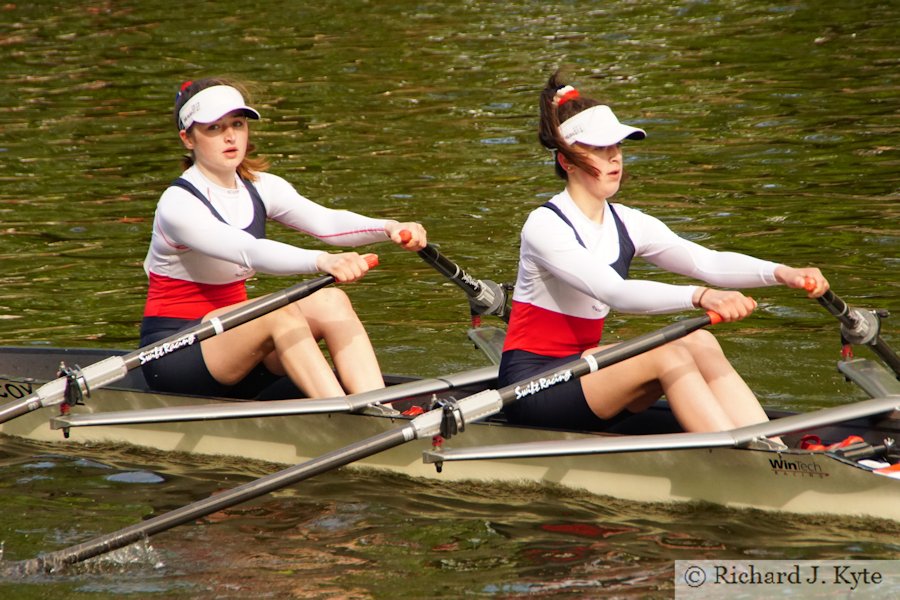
xmin=0 ymin=255 xmax=379 ymax=424
xmin=805 ymin=280 xmax=900 ymax=377
xmin=5 ymin=310 xmax=717 ymax=575
xmin=401 ymin=231 xmax=509 ymax=322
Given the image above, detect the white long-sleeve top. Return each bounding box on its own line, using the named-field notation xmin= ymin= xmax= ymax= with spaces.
xmin=143 ymin=166 xmax=391 ymax=318
xmin=504 ymin=189 xmax=781 ymax=356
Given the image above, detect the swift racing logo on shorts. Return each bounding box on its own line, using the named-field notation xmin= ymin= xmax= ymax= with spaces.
xmin=514 ymin=370 xmax=573 ymax=399
xmin=138 ymin=333 xmax=197 ymax=364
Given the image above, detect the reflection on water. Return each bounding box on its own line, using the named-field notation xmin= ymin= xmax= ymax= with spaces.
xmin=1 ymin=0 xmax=898 ymax=597
xmin=3 ymin=436 xmax=899 ymax=598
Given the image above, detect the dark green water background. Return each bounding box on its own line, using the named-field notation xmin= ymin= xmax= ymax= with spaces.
xmin=0 ymin=1 xmax=898 ymax=598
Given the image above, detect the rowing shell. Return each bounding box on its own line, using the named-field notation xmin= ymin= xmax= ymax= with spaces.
xmin=1 ymin=345 xmax=898 ymax=522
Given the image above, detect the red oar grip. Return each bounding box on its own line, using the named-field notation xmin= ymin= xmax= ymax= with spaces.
xmin=364 ymin=254 xmax=379 ymax=268
xmin=706 ymin=311 xmax=723 ymax=325
xmin=398 ymin=230 xmax=412 ymax=244
xmin=803 ymin=276 xmax=816 ymax=293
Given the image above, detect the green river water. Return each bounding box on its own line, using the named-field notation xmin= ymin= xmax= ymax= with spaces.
xmin=0 ymin=1 xmax=898 ymax=598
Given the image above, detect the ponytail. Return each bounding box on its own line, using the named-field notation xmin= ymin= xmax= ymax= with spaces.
xmin=538 ymin=69 xmax=602 ymax=179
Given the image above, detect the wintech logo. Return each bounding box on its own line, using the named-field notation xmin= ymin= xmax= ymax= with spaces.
xmin=768 ymin=456 xmax=830 ymax=478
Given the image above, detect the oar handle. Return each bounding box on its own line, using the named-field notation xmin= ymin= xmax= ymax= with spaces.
xmin=0 ymin=255 xmax=379 ymax=424
xmin=804 ymin=278 xmax=900 ymax=377
xmin=401 ymin=231 xmax=509 ymax=322
xmin=363 ymin=254 xmax=379 ymax=268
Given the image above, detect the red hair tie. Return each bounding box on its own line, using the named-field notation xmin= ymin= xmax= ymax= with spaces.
xmin=556 ymin=86 xmax=580 ymax=106
xmin=175 ymin=80 xmax=194 ymax=105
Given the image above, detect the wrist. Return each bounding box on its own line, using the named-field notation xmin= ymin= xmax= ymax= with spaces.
xmin=773 ymin=264 xmax=790 ymax=285
xmin=383 ymin=220 xmax=400 ymax=237
xmin=314 ymin=251 xmax=328 ymax=272
xmin=694 ymin=287 xmax=710 ymax=308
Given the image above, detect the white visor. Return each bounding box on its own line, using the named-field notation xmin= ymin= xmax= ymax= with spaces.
xmin=178 ymin=85 xmax=260 ymax=130
xmin=559 ymin=105 xmax=646 ymax=147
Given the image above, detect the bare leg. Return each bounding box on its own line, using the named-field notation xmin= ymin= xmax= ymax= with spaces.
xmin=677 ymin=330 xmax=770 ymax=427
xmin=199 ymin=288 xmax=382 ymax=398
xmin=581 ymin=336 xmax=737 ymax=432
xmin=201 ymin=301 xmax=345 ymax=398
xmin=287 ymin=288 xmax=384 ymax=394
xmin=580 ymin=330 xmax=774 ymax=433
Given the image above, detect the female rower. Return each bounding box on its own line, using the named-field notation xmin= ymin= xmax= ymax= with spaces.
xmin=140 ymin=78 xmax=427 ymax=399
xmin=497 ymin=70 xmax=828 ymax=441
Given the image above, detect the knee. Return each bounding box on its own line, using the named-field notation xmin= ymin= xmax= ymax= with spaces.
xmin=299 ymin=288 xmax=357 ymax=319
xmin=276 ymin=302 xmax=314 ymax=333
xmin=653 ymin=338 xmax=696 ymax=364
xmin=315 ymin=287 xmax=352 ymax=311
xmin=680 ymin=329 xmax=724 ymax=355
xmin=689 ymin=328 xmax=719 ymax=346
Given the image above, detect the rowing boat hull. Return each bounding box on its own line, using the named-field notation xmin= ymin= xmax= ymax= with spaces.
xmin=2 ymin=347 xmax=899 ymax=521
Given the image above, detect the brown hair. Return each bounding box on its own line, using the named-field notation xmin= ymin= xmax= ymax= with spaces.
xmin=173 ymin=77 xmax=269 ymax=181
xmin=538 ymin=69 xmax=602 ymax=179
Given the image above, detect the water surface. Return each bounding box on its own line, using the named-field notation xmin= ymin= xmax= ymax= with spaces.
xmin=0 ymin=1 xmax=897 ymax=597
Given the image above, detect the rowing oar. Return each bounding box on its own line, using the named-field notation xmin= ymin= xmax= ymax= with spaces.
xmin=4 ymin=311 xmax=719 ymax=575
xmin=807 ymin=282 xmax=900 ymax=377
xmin=0 ymin=254 xmax=378 ymax=425
xmin=425 ymin=285 xmax=900 ymax=464
xmin=401 ymin=231 xmax=509 ymax=323
xmin=421 ymin=394 xmax=900 ymax=462
xmin=48 ymin=364 xmax=498 ymax=429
